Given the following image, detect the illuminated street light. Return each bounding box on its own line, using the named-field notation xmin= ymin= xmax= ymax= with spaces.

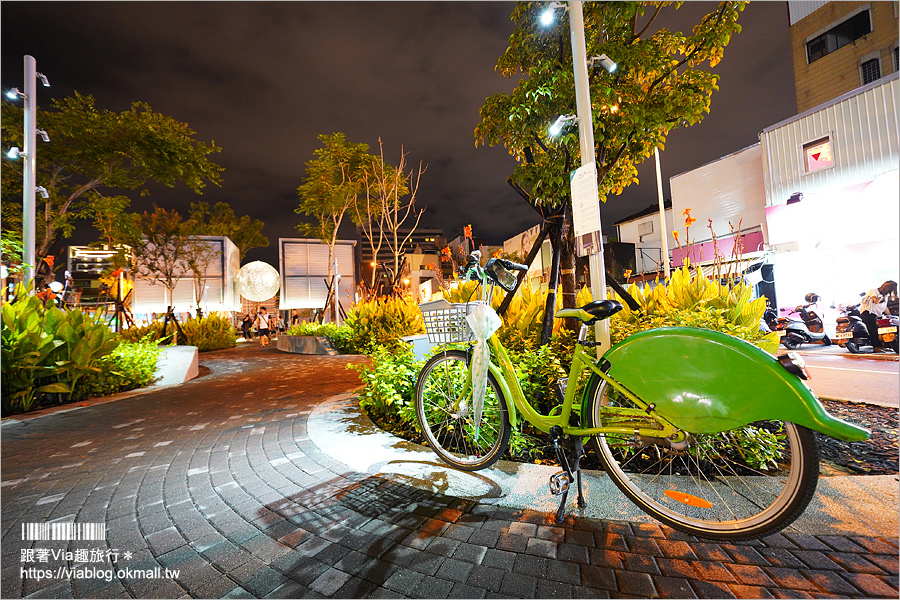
xmin=588 ymin=53 xmax=617 ymax=74
xmin=549 ymin=114 xmax=577 ymax=136
xmin=6 ymin=87 xmax=25 ymax=100
xmin=540 ymin=2 xmax=568 ymax=26
xmin=7 ymin=147 xmax=23 ymax=159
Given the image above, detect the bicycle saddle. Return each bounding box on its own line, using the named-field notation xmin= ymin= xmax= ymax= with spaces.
xmin=556 ymin=300 xmax=623 ymax=324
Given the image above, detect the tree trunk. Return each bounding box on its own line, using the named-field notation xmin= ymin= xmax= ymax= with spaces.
xmin=560 ymin=201 xmax=579 ymax=332
xmin=540 ymin=225 xmax=562 ymax=346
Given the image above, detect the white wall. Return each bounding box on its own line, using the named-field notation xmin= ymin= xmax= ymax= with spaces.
xmin=279 ymin=239 xmax=356 ymax=311
xmin=670 ymin=143 xmax=767 ymax=245
xmin=616 ymin=208 xmax=675 ymax=274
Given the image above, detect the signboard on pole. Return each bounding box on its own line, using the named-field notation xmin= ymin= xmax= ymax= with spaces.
xmin=570 ymin=162 xmax=603 ymax=258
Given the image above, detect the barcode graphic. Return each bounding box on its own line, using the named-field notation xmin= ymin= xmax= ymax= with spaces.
xmin=21 ymin=523 xmax=105 ymax=541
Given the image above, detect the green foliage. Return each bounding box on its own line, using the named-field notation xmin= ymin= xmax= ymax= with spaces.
xmin=348 ymin=345 xmax=421 ymax=434
xmin=285 ymin=322 xmax=354 ymax=354
xmin=2 ymin=92 xmax=223 ymax=262
xmin=187 ymin=201 xmax=269 ymax=261
xmin=475 ymin=2 xmax=745 ymax=207
xmin=343 ymin=296 xmax=425 ymax=354
xmin=76 ymin=339 xmax=161 ymax=401
xmin=120 ymin=314 xmax=236 ymax=351
xmin=1 ymin=282 xmax=119 ymax=414
xmin=608 ymin=265 xmax=780 ymax=353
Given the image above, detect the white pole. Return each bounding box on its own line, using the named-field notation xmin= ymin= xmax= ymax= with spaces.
xmin=569 ymin=1 xmax=611 ymax=350
xmin=22 ymin=55 xmax=38 ymax=286
xmin=654 ymin=148 xmax=671 ymax=280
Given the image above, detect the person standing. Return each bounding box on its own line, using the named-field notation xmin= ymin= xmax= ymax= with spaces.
xmin=241 ymin=314 xmax=253 ymax=340
xmin=255 ymin=306 xmax=271 ymax=347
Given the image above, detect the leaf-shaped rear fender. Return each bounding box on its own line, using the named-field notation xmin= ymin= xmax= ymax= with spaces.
xmin=602 ymin=327 xmax=869 ymax=441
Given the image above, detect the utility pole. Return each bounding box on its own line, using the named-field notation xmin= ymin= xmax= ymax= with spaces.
xmin=22 ymin=55 xmax=38 ymax=285
xmin=568 ymin=1 xmax=611 ymax=350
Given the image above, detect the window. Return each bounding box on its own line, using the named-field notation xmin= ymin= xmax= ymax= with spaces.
xmin=803 ymin=137 xmax=834 ymax=173
xmin=894 ymin=45 xmax=899 ymax=72
xmin=806 ymin=10 xmax=872 ymax=63
xmin=860 ymin=57 xmax=882 ymax=84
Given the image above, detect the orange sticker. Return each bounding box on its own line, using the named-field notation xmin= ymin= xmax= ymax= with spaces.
xmin=664 ymin=490 xmax=713 ymax=508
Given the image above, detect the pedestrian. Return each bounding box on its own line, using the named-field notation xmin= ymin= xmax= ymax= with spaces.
xmin=241 ymin=314 xmax=253 ymax=340
xmin=255 ymin=306 xmax=271 ymax=347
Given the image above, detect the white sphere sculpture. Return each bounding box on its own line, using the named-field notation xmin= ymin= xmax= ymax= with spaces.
xmin=236 ymin=261 xmax=280 ymax=302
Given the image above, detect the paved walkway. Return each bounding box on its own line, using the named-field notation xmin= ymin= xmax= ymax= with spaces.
xmin=1 ymin=345 xmax=897 ymax=599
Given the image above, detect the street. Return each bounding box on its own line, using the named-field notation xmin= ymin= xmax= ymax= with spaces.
xmin=794 ymin=347 xmax=899 ymax=407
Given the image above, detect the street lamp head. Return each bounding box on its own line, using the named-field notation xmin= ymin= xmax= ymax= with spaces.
xmin=6 ymin=87 xmax=25 ymax=100
xmin=37 ymin=129 xmax=50 ymax=143
xmin=36 ymin=73 xmax=50 ymax=87
xmin=36 ymin=186 xmax=50 ymax=199
xmin=6 ymin=146 xmax=23 ymax=160
xmin=548 ymin=114 xmax=577 ymax=137
xmin=589 ymin=54 xmax=617 ymax=74
xmin=540 ymin=2 xmax=567 ymax=27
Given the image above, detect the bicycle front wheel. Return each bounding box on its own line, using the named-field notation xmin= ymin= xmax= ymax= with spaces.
xmin=415 ymin=349 xmax=510 ymax=471
xmin=585 ymin=377 xmax=819 ymax=540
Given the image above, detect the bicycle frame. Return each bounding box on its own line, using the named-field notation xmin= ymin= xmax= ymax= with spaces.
xmin=445 ymin=331 xmax=679 ymax=441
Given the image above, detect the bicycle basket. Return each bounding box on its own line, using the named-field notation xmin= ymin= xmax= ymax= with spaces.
xmin=420 ymin=301 xmax=482 ymax=344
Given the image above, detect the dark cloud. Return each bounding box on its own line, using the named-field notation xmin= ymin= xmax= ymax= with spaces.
xmin=2 ymin=1 xmax=795 ymax=265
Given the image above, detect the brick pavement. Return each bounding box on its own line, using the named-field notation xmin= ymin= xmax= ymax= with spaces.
xmin=1 ymin=344 xmax=897 ymax=599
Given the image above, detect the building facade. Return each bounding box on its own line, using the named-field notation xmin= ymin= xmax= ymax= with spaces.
xmin=790 ymin=1 xmax=899 ymax=112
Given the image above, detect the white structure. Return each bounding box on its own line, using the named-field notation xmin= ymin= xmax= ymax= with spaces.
xmin=669 ymin=143 xmax=769 ymax=270
xmin=279 ymin=238 xmax=356 ymax=314
xmin=503 ymin=224 xmax=552 ymax=287
xmin=760 ymin=73 xmax=899 ymax=309
xmin=614 ymin=201 xmax=674 ymax=277
xmin=131 ymin=236 xmax=240 ymax=315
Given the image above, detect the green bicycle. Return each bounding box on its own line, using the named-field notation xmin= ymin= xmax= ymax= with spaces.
xmin=414 ymin=251 xmax=870 ymax=540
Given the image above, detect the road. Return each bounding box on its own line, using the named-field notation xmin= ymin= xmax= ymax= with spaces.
xmin=795 ymin=348 xmax=899 ymax=407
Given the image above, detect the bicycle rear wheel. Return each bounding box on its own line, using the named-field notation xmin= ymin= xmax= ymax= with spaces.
xmin=415 ymin=349 xmax=510 ymax=471
xmin=585 ymin=377 xmax=819 ymax=540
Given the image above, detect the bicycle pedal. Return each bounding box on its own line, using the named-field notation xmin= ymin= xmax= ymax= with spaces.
xmin=549 ymin=471 xmax=571 ymax=495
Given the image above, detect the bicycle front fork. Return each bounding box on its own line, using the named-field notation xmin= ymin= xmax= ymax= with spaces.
xmin=548 ymin=425 xmax=587 ymax=523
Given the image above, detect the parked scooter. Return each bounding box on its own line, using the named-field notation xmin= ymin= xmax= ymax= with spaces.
xmin=777 ymin=293 xmax=832 ymax=350
xmin=876 ymin=313 xmax=899 ymax=353
xmin=834 ymin=301 xmax=870 ymax=353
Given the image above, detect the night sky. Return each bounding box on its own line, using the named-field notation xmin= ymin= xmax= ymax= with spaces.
xmin=1 ymin=1 xmax=798 ymax=268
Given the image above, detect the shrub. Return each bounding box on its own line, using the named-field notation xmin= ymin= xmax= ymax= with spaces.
xmin=285 ymin=322 xmax=354 ymax=354
xmin=348 ymin=344 xmax=420 ymax=433
xmin=608 ymin=265 xmax=779 ymax=353
xmin=120 ymin=313 xmax=237 ymax=351
xmin=1 ymin=282 xmax=119 ymax=414
xmin=75 ymin=338 xmax=161 ymax=400
xmin=344 ymin=296 xmax=425 ymax=354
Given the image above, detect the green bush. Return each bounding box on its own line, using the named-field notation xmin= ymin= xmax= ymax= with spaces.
xmin=343 ymin=296 xmax=425 ymax=354
xmin=1 ymin=282 xmax=119 ymax=414
xmin=285 ymin=322 xmax=354 ymax=354
xmin=609 ymin=265 xmax=779 ymax=353
xmin=348 ymin=345 xmax=421 ymax=433
xmin=75 ymin=339 xmax=161 ymax=401
xmin=120 ymin=313 xmax=237 ymax=351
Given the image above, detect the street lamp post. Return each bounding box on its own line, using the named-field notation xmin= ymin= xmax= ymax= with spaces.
xmin=22 ymin=55 xmax=39 ymax=285
xmin=568 ymin=1 xmax=611 ymax=350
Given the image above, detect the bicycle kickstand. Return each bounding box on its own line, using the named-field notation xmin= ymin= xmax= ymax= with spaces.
xmin=548 ymin=427 xmax=587 ymax=523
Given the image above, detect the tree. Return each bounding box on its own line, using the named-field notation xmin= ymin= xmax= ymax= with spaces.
xmin=187 ymin=201 xmax=268 ymax=261
xmin=295 ymin=132 xmax=374 ymax=320
xmin=475 ymin=1 xmax=745 ymax=337
xmin=0 ymin=92 xmax=224 ymax=283
xmin=126 ymin=207 xmax=192 ymax=311
xmin=354 ymin=139 xmax=426 ymax=295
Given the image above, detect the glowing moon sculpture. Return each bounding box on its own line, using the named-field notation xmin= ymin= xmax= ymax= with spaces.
xmin=236 ymin=261 xmax=280 ymax=302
